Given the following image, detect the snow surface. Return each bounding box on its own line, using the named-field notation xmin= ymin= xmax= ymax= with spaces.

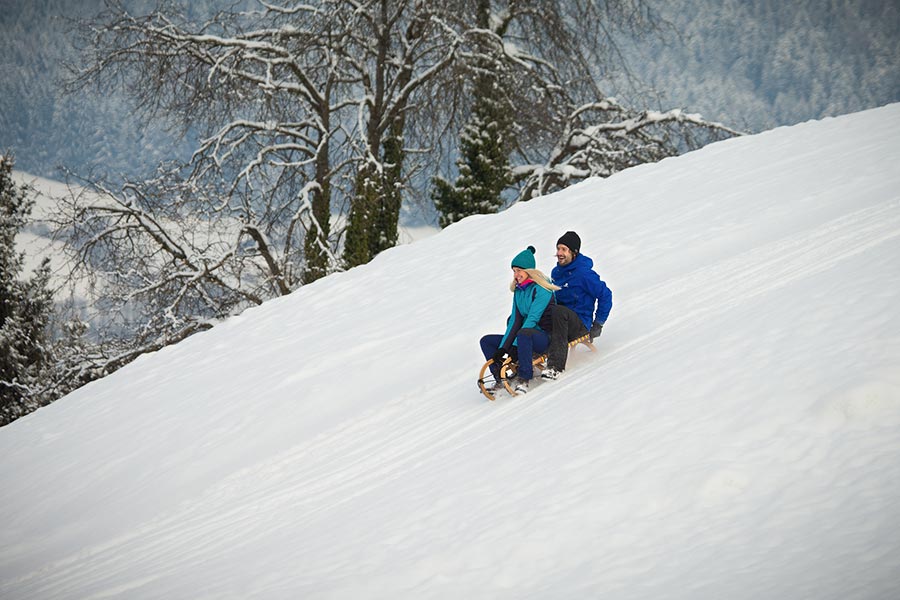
xmin=2 ymin=105 xmax=900 ymax=599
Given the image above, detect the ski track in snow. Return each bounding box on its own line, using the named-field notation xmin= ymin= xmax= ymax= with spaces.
xmin=608 ymin=200 xmax=900 ymax=363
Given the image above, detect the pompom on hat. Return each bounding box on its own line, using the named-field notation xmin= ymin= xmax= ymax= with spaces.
xmin=511 ymin=246 xmax=537 ymax=269
xmin=557 ymin=231 xmax=581 ymax=254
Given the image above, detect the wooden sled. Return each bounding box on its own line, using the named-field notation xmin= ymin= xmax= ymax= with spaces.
xmin=477 ymin=333 xmax=596 ymax=400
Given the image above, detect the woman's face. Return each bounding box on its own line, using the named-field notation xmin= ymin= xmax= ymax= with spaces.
xmin=512 ymin=267 xmax=529 ymax=284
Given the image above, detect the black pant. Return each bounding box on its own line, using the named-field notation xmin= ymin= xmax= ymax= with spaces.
xmin=547 ymin=304 xmax=588 ymax=371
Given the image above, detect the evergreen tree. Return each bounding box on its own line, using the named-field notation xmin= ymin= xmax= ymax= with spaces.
xmin=433 ymin=0 xmax=512 ymax=228
xmin=1 ymin=153 xmax=54 ymax=426
xmin=433 ymin=71 xmax=512 ymax=227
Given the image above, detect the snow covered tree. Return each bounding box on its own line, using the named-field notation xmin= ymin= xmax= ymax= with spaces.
xmin=58 ymin=1 xmax=362 ymax=371
xmin=1 ymin=154 xmax=54 ymax=426
xmin=340 ymin=0 xmax=465 ymax=267
xmin=66 ymin=0 xmax=476 ymax=276
xmin=515 ymin=101 xmax=743 ymax=200
xmin=68 ymin=1 xmax=347 ymax=288
xmin=432 ymin=0 xmax=512 ymax=227
xmin=432 ymin=82 xmax=512 ymax=227
xmin=431 ymin=0 xmax=740 ymax=214
xmin=48 ymin=166 xmax=290 ymax=373
xmin=60 ymin=0 xmax=475 ymax=373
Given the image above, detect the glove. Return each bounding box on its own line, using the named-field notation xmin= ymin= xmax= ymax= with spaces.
xmin=492 ymin=348 xmax=509 ymax=364
xmin=590 ymin=321 xmax=604 ymax=342
xmin=508 ymin=346 xmax=519 ymax=363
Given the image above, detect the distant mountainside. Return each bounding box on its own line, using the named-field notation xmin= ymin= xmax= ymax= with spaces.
xmin=2 ymin=0 xmax=898 ymax=180
xmin=606 ymin=0 xmax=900 ymax=132
xmin=0 ymin=0 xmax=192 ymax=180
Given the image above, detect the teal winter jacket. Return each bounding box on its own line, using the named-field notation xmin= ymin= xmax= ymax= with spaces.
xmin=499 ymin=281 xmax=554 ymax=348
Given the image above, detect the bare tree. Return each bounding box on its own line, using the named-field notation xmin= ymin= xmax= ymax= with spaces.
xmin=58 ymin=0 xmax=478 ymax=379
xmin=514 ymin=101 xmax=744 ymax=200
xmin=433 ymin=0 xmax=742 ymax=215
xmin=339 ymin=0 xmax=467 ymax=267
xmin=51 ymin=169 xmax=263 ymax=344
xmin=69 ymin=0 xmax=352 ymax=286
xmin=56 ymin=1 xmax=360 ymax=371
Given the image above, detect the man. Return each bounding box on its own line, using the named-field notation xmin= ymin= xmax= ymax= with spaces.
xmin=542 ymin=231 xmax=612 ymax=380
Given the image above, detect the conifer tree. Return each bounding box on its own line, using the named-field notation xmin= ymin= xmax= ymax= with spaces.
xmin=433 ymin=71 xmax=512 ymax=227
xmin=1 ymin=154 xmax=54 ymax=426
xmin=433 ymin=0 xmax=512 ymax=228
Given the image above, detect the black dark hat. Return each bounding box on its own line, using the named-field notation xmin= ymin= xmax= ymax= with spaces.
xmin=557 ymin=231 xmax=581 ymax=253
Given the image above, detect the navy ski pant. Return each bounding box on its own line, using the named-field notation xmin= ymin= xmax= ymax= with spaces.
xmin=480 ymin=328 xmax=549 ymax=381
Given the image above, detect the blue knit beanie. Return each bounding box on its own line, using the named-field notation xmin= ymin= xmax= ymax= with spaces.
xmin=511 ymin=246 xmax=536 ymax=269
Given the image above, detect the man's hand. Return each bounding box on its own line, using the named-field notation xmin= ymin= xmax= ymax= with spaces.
xmin=590 ymin=321 xmax=604 ymax=342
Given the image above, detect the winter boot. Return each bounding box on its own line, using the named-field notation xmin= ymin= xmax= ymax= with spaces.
xmin=541 ymin=367 xmax=562 ymax=380
xmin=486 ymin=380 xmax=504 ymax=393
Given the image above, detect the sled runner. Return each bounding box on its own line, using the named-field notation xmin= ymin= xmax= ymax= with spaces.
xmin=477 ymin=333 xmax=596 ymax=400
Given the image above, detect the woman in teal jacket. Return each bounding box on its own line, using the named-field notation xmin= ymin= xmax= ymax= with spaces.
xmin=480 ymin=246 xmax=559 ymax=394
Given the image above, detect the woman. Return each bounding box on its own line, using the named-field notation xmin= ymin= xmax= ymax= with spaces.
xmin=480 ymin=246 xmax=560 ymax=394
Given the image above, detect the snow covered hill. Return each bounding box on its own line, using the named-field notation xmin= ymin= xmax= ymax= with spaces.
xmin=2 ymin=105 xmax=900 ymax=600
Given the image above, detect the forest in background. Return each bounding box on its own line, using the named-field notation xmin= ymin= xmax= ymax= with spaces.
xmin=2 ymin=0 xmax=898 ymax=188
xmin=607 ymin=0 xmax=900 ymax=132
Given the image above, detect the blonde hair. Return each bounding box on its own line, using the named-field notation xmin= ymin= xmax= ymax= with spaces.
xmin=510 ymin=268 xmax=561 ymax=292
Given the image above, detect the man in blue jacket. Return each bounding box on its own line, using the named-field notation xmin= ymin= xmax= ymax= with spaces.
xmin=542 ymin=231 xmax=612 ymax=380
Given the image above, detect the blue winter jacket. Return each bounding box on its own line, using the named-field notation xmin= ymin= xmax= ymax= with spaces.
xmin=499 ymin=281 xmax=554 ymax=348
xmin=551 ymin=253 xmax=612 ymax=330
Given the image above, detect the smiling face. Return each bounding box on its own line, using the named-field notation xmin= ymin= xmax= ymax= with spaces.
xmin=512 ymin=267 xmax=530 ymax=285
xmin=556 ymin=244 xmax=576 ymax=267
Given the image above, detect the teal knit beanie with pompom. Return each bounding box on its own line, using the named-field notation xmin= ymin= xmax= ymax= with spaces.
xmin=511 ymin=246 xmax=536 ymax=270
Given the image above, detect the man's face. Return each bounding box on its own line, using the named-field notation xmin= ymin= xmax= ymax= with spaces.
xmin=556 ymin=244 xmax=575 ymax=267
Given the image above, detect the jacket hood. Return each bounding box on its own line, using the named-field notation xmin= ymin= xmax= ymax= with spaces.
xmin=555 ymin=252 xmax=594 ymax=275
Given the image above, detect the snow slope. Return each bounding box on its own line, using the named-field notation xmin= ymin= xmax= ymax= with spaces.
xmin=2 ymin=105 xmax=900 ymax=600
